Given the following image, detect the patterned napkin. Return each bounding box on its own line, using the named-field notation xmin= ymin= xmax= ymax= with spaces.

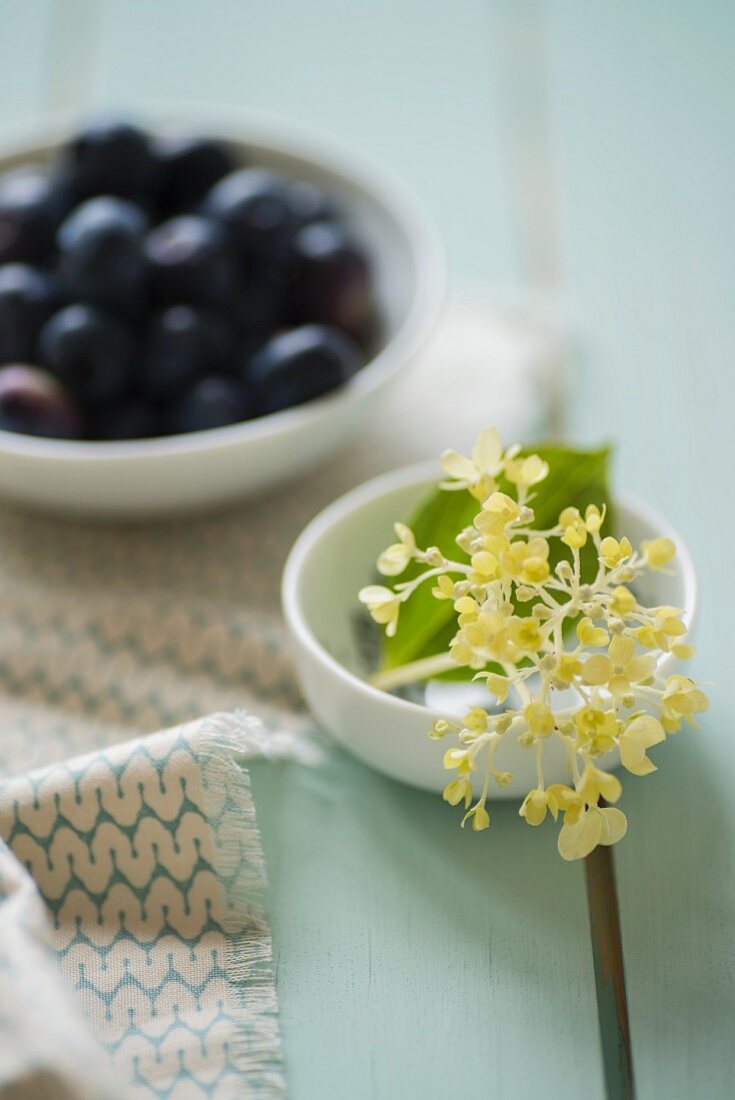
xmin=0 ymin=291 xmax=560 ymax=1095
xmin=0 ymin=711 xmax=314 ymax=1099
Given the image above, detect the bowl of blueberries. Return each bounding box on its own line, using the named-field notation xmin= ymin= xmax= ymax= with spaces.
xmin=0 ymin=109 xmax=444 ymax=517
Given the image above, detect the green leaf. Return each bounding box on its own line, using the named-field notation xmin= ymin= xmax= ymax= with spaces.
xmin=379 ymin=444 xmax=613 ymax=679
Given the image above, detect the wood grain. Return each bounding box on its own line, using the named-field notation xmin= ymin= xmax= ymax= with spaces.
xmin=251 ymin=750 xmax=605 ymax=1100
xmin=545 ymin=3 xmax=735 ymax=1096
xmin=0 ymin=0 xmax=55 ymax=124
xmin=2 ymin=1 xmax=734 ymax=1095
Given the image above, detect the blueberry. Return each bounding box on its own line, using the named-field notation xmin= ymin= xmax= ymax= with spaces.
xmin=245 ymin=324 xmax=363 ymax=414
xmin=58 ymin=194 xmax=147 ymax=246
xmin=0 ymin=168 xmax=64 ymax=263
xmin=139 ymin=304 xmax=234 ymax=399
xmin=287 ymin=219 xmax=375 ymax=342
xmin=145 ymin=215 xmax=239 ymax=305
xmin=203 ymin=168 xmax=292 ymax=265
xmin=38 ymin=304 xmax=135 ymax=403
xmin=0 ymin=363 xmax=80 ymax=439
xmin=57 ymin=196 xmax=149 ymax=312
xmin=166 ymin=374 xmax=253 ymax=434
xmin=59 ymin=118 xmax=160 ymax=201
xmin=87 ymin=397 xmax=159 ymax=440
xmin=286 ymin=181 xmax=336 ymax=229
xmin=235 ymin=332 xmax=268 ymax=371
xmin=234 ymin=272 xmax=286 ymax=337
xmin=0 ymin=264 xmax=59 ymax=363
xmin=155 ymin=134 xmax=236 ymax=213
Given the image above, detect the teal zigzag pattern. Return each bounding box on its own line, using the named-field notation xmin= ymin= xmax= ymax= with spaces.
xmin=0 ymin=712 xmax=285 ymax=1099
xmin=0 ymin=582 xmax=303 ymax=754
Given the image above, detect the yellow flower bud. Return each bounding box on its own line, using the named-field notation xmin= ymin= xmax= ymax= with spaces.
xmin=662 ymin=675 xmax=709 ymax=726
xmin=559 ymin=506 xmax=580 ymax=527
xmin=519 ymin=788 xmax=552 ymax=826
xmin=642 ymin=537 xmax=676 ymax=569
xmin=470 ymin=550 xmax=499 ymax=580
xmin=577 ymin=617 xmax=609 ymax=647
xmin=509 ymin=617 xmax=543 ymax=653
xmin=358 ymin=585 xmax=401 ymax=636
xmin=464 ymin=706 xmax=489 ymax=732
xmin=600 ymin=536 xmax=633 ymax=568
xmin=455 ymin=595 xmax=479 ymax=618
xmin=442 ymin=779 xmax=473 ymax=807
xmin=524 ymin=701 xmax=554 ymax=738
xmin=609 ymin=585 xmax=636 ymax=616
xmin=585 ymin=503 xmax=606 ymax=533
xmin=505 ymin=454 xmax=549 ymax=489
xmin=484 ymin=673 xmax=511 ymax=703
xmin=443 ymin=748 xmax=474 ymax=775
xmin=562 ymin=522 xmax=587 ymax=549
xmin=429 ymin=719 xmax=450 ymax=740
xmin=431 ymin=574 xmax=455 ymax=600
xmin=377 ymin=522 xmax=416 ymax=575
xmin=553 ymin=653 xmax=583 ymax=685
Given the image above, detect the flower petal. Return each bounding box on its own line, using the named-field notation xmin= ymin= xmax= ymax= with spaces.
xmin=441 ymin=449 xmax=477 ymax=479
xmin=597 ymin=770 xmax=622 ymax=804
xmin=377 ymin=544 xmax=411 ymax=576
xmin=609 ymin=634 xmax=635 ymax=665
xmin=620 ymin=715 xmax=665 ymax=775
xmin=608 ymin=674 xmax=630 ymax=697
xmin=582 ymin=656 xmax=612 ymax=685
xmin=626 ymin=655 xmax=657 ymax=683
xmin=558 ymin=809 xmax=603 ymax=861
xmin=471 ymin=427 xmax=503 ymax=474
xmin=519 ymin=789 xmax=548 ymax=826
xmin=358 ymin=585 xmax=393 ymax=605
xmin=598 ymin=807 xmax=628 ymax=846
xmin=627 ymin=714 xmax=666 ymax=750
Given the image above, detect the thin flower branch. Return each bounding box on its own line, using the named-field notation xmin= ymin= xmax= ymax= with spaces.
xmin=359 ymin=426 xmax=709 ymax=860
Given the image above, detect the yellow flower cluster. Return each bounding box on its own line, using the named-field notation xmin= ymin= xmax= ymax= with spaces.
xmin=359 ymin=427 xmax=708 ymax=860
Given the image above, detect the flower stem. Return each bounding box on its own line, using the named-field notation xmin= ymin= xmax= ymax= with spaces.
xmin=368 ymin=652 xmax=458 ymax=692
xmin=584 ymin=842 xmax=635 ymax=1099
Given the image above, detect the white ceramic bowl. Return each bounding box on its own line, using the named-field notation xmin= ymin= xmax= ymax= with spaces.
xmin=282 ymin=462 xmax=698 ymax=798
xmin=0 ymin=109 xmax=444 ymax=517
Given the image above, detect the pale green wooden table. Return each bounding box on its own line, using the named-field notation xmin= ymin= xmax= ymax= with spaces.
xmin=1 ymin=2 xmax=733 ymax=1096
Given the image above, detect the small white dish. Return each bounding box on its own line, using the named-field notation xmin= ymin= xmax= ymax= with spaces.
xmin=282 ymin=462 xmax=698 ymax=798
xmin=0 ymin=108 xmax=444 ymax=517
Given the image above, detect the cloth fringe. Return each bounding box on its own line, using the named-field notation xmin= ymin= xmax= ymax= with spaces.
xmin=194 ymin=711 xmax=296 ymax=1099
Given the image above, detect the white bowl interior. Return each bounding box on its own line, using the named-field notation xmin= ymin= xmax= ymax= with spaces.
xmin=297 ymin=477 xmax=431 ymax=679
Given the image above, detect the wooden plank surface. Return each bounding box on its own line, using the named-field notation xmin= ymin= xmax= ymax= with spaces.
xmin=1 ymin=1 xmax=734 ymax=1095
xmin=250 ymin=748 xmax=604 ymax=1100
xmin=84 ymin=0 xmax=521 ymax=284
xmin=545 ymin=2 xmax=735 ymax=1095
xmin=0 ymin=0 xmax=55 ymax=124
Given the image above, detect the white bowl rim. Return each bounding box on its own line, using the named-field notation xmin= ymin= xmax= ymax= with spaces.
xmin=0 ymin=105 xmax=445 ymax=462
xmin=281 ymin=459 xmax=700 ymax=722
